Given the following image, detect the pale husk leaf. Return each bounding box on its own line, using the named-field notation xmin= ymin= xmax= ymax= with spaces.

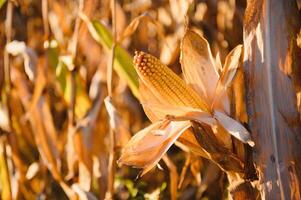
xmin=212 ymin=45 xmax=243 ymax=113
xmin=118 ymin=120 xmax=191 ymax=176
xmin=214 ymin=111 xmax=254 ymax=146
xmin=181 ymin=30 xmax=219 ymax=103
xmin=139 ymin=80 xmax=169 ymax=122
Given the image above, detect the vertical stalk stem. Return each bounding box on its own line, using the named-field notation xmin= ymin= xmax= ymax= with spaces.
xmin=42 ymin=0 xmax=49 ymax=39
xmin=0 ymin=135 xmax=12 ymax=200
xmin=106 ymin=0 xmax=116 ymax=199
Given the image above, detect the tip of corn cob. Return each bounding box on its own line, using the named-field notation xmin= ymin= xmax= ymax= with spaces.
xmin=133 ymin=51 xmax=156 ymax=76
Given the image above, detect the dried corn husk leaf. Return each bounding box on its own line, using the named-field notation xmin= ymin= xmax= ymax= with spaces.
xmin=232 ymin=64 xmax=248 ymax=123
xmin=213 ymin=45 xmax=243 ymax=107
xmin=119 ymin=120 xmax=190 ymax=176
xmin=212 ymin=45 xmax=243 ymax=114
xmin=177 ymin=130 xmax=211 ymax=159
xmin=139 ymin=80 xmax=167 ymax=122
xmin=181 ymin=30 xmax=219 ymax=103
xmin=214 ymin=111 xmax=254 ymax=146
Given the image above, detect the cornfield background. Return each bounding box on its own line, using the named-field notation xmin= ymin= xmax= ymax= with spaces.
xmin=0 ymin=0 xmax=301 ymax=199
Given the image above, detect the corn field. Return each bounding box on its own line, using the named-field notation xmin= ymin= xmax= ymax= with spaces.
xmin=0 ymin=0 xmax=301 ymax=199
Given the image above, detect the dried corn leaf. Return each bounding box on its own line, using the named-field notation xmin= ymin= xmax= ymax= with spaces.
xmin=11 ymin=68 xmax=76 ymax=198
xmin=26 ymin=58 xmax=47 ymax=118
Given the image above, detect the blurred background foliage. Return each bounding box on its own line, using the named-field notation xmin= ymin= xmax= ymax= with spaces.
xmin=0 ymin=0 xmax=247 ymax=199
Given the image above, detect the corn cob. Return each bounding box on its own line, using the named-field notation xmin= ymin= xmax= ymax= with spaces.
xmin=133 ymin=51 xmax=210 ymax=112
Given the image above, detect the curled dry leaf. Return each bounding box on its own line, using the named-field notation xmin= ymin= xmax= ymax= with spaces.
xmin=6 ymin=40 xmax=37 ymax=81
xmin=6 ymin=41 xmax=48 ymax=121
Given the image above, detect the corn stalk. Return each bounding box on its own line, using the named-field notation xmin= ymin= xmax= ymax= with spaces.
xmin=243 ymin=0 xmax=301 ymax=199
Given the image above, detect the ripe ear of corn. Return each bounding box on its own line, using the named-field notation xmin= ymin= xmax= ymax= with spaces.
xmin=133 ymin=51 xmax=210 ymax=112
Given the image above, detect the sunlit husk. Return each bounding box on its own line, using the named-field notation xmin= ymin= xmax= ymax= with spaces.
xmin=118 ymin=120 xmax=191 ymax=175
xmin=181 ymin=30 xmax=219 ymax=104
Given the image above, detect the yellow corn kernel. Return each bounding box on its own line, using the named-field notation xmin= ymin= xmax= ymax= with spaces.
xmin=133 ymin=51 xmax=209 ymax=112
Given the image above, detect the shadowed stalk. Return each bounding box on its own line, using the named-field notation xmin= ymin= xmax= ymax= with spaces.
xmin=3 ymin=2 xmax=25 ymax=198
